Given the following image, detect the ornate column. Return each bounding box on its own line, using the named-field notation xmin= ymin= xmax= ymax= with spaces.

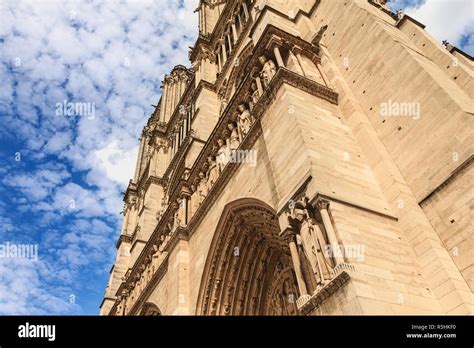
xmin=134 ymin=135 xmax=145 ymax=182
xmin=227 ymin=33 xmax=233 ymax=53
xmin=221 ymin=40 xmax=227 ymax=63
xmin=315 ymin=198 xmax=345 ymax=265
xmin=183 ymin=116 xmax=188 ymax=138
xmin=316 ymin=62 xmax=330 ymax=87
xmin=294 ymin=48 xmax=308 ymax=77
xmin=280 ymin=227 xmax=309 ymax=297
xmin=165 ymin=77 xmax=173 ymax=122
xmin=217 ymin=51 xmax=222 ymax=72
xmin=180 ymin=186 xmax=192 ymax=225
xmin=288 ymin=49 xmax=304 ymax=75
xmin=159 ymin=81 xmax=168 ymax=122
xmin=242 ymin=2 xmax=249 ymax=21
xmin=278 ymin=212 xmax=309 ymax=299
xmin=231 ymin=22 xmax=238 ymax=42
xmin=174 ymin=131 xmax=179 ymax=155
xmin=273 ymin=46 xmax=285 ymax=68
xmin=255 ymin=75 xmax=264 ymax=95
xmin=237 ymin=13 xmax=243 ymax=32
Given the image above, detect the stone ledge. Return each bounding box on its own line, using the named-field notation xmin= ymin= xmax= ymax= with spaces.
xmin=297 ymin=264 xmax=354 ymax=315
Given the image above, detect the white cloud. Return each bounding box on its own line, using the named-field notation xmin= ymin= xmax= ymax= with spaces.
xmin=2 ymin=167 xmax=70 ymax=201
xmin=400 ymin=0 xmax=474 ymax=53
xmin=94 ymin=140 xmax=138 ymax=186
xmin=0 ymin=0 xmax=199 ymax=314
xmin=0 ymin=258 xmax=78 ymax=315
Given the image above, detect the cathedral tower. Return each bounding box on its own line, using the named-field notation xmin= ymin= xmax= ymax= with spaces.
xmin=101 ymin=0 xmax=473 ymax=316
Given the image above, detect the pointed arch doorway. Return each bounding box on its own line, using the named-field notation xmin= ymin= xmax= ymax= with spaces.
xmin=196 ymin=198 xmax=300 ymax=315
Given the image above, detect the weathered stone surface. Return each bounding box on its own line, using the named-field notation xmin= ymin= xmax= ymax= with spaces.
xmin=100 ymin=0 xmax=473 ymax=316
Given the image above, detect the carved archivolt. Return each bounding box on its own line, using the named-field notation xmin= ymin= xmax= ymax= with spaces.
xmin=196 ymin=198 xmax=299 ymax=315
xmin=224 ymin=41 xmax=255 ymax=101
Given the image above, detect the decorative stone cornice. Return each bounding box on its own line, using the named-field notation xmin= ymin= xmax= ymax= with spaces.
xmin=189 ymin=38 xmax=215 ymax=64
xmin=136 ymin=173 xmax=164 ymax=197
xmin=115 ymin=234 xmax=132 ymax=249
xmin=122 ymin=180 xmax=137 ymax=203
xmin=127 ymin=255 xmax=169 ymax=315
xmin=298 ymin=269 xmax=352 ymax=315
xmin=111 ymin=255 xmax=169 ymax=316
xmin=420 ymin=155 xmax=473 ymax=206
xmin=187 ymin=121 xmax=263 ymax=235
xmin=314 ymin=197 xmax=330 ymax=211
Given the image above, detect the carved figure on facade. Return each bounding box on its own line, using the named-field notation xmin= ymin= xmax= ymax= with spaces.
xmin=249 ymin=82 xmax=260 ymax=110
xmin=172 ymin=206 xmax=181 ymax=232
xmin=237 ymin=103 xmax=254 ymax=136
xmin=218 ymin=80 xmax=229 ymax=115
xmin=206 ymin=155 xmax=219 ymax=189
xmin=287 ymin=197 xmax=335 ymax=289
xmin=216 ymin=138 xmax=230 ymax=172
xmin=197 ymin=171 xmax=208 ymax=204
xmin=259 ymin=56 xmax=277 ymax=87
xmin=226 ymin=122 xmax=240 ymax=150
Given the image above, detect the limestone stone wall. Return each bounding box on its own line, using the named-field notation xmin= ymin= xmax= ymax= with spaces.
xmin=421 ymin=162 xmax=474 ymax=292
xmin=187 ymin=134 xmax=281 ymax=313
xmin=102 ymin=0 xmax=473 ymax=316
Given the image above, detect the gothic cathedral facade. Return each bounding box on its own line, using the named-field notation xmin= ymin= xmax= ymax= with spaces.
xmin=100 ymin=0 xmax=473 ymax=316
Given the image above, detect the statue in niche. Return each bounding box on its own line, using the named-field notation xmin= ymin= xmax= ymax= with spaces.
xmin=197 ymin=171 xmax=208 ymax=205
xmin=311 ymin=222 xmax=334 ymax=284
xmin=294 ymin=198 xmax=334 ymax=288
xmin=220 ymin=100 xmax=228 ymax=116
xmin=218 ymin=80 xmax=228 ymax=116
xmin=270 ymin=292 xmax=284 ymax=315
xmin=237 ymin=103 xmax=253 ymax=136
xmin=226 ymin=122 xmax=240 ymax=150
xmin=172 ymin=207 xmax=181 ymax=231
xmin=156 ymin=196 xmax=168 ymax=221
xmin=159 ymin=235 xmax=166 ymax=252
xmin=216 ymin=138 xmax=230 ymax=172
xmin=206 ymin=155 xmax=219 ymax=189
xmin=259 ymin=56 xmax=277 ymax=87
xmin=282 ymin=278 xmax=298 ymax=315
xmin=250 ymin=82 xmax=260 ymax=110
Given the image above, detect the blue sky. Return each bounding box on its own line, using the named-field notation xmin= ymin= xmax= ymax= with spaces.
xmin=0 ymin=0 xmax=472 ymax=315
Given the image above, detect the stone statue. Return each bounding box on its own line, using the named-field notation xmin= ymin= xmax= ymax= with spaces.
xmin=294 ymin=198 xmax=334 ymax=287
xmin=237 ymin=104 xmax=253 ymax=136
xmin=299 ymin=222 xmax=331 ymax=286
xmin=270 ymin=292 xmax=284 ymax=315
xmin=172 ymin=207 xmax=181 ymax=231
xmin=216 ymin=138 xmax=230 ymax=172
xmin=250 ymin=82 xmax=260 ymax=109
xmin=206 ymin=155 xmax=219 ymax=189
xmin=259 ymin=56 xmax=277 ymax=87
xmin=220 ymin=100 xmax=228 ymax=115
xmin=197 ymin=171 xmax=208 ymax=205
xmin=282 ymin=278 xmax=297 ymax=315
xmin=227 ymin=122 xmax=240 ymax=150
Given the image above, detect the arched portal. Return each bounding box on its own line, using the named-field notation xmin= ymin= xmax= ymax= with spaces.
xmin=196 ymin=198 xmax=299 ymax=315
